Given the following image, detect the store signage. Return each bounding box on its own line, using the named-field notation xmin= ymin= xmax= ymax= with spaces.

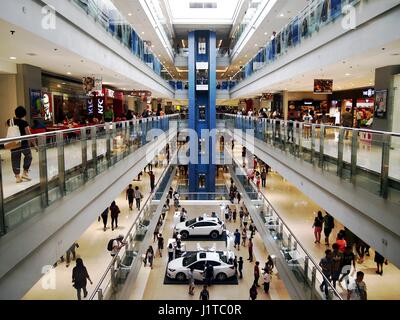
xmin=87 ymin=98 xmax=94 ymax=115
xmin=363 ymin=89 xmax=375 ymax=97
xmin=97 ymin=98 xmax=104 ymax=115
xmin=42 ymin=93 xmax=53 ymax=121
xmin=130 ymin=90 xmax=152 ymax=97
xmin=314 ymin=79 xmax=333 ymax=94
xmin=82 ymin=77 xmax=95 ymax=94
xmin=94 ymin=78 xmax=103 ymax=91
xmin=262 ymin=93 xmax=273 ymax=100
xmin=103 ymin=88 xmax=115 ymax=98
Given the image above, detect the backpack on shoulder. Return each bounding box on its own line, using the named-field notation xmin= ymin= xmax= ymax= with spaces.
xmin=107 ymin=239 xmax=116 ymax=251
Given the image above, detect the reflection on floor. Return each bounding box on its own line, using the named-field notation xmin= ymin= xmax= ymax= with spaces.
xmin=232 ymin=145 xmax=400 ymax=300
xmin=131 ymin=205 xmax=290 ymax=300
xmin=22 ymin=165 xmax=164 ymax=300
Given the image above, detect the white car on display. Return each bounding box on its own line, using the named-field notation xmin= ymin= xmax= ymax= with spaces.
xmin=174 ymin=216 xmax=225 ymax=239
xmin=167 ymin=251 xmax=236 ymax=282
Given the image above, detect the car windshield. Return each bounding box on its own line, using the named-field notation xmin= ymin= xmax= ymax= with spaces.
xmin=218 ymin=251 xmax=228 ymax=263
xmin=185 ymin=218 xmax=197 ymax=227
xmin=182 ymin=253 xmax=197 ymax=267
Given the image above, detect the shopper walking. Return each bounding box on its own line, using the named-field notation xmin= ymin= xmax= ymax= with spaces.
xmin=100 ymin=207 xmax=108 ymax=231
xmin=339 ymin=245 xmax=356 ymax=288
xmin=238 ymin=257 xmax=244 ymax=279
xmin=145 ymin=246 xmax=154 ymax=269
xmin=72 ymin=258 xmax=93 ymax=300
xmin=8 ymin=106 xmax=37 ymax=183
xmin=168 ymin=243 xmax=174 ymax=262
xmin=323 ymin=213 xmax=335 ymax=246
xmin=319 ymin=249 xmax=333 ymax=299
xmin=263 ymin=271 xmax=271 ymax=294
xmin=341 ymin=107 xmax=353 ymax=139
xmin=261 ymin=169 xmax=267 ymax=188
xmin=241 ymin=227 xmax=247 ymax=247
xmin=199 ymin=285 xmax=210 ymax=301
xmin=247 ymin=238 xmax=254 ymax=262
xmin=66 ymin=242 xmax=79 ymax=267
xmin=263 ymin=255 xmax=274 ymax=274
xmin=234 ymin=229 xmax=241 ymax=250
xmin=205 ymin=263 xmax=214 ymax=286
xmin=249 ymin=284 xmax=258 ymax=300
xmin=239 ymin=208 xmax=244 ymax=228
xmin=331 ymin=243 xmax=343 ymax=289
xmin=134 ymin=186 xmax=143 ymax=210
xmin=336 ymin=233 xmax=347 ymax=253
xmin=347 ymin=271 xmax=367 ymax=300
xmin=126 ymin=184 xmax=134 ymax=211
xmin=374 ymin=252 xmax=387 ymax=276
xmin=110 ymin=201 xmax=120 ymax=231
xmin=157 ymin=233 xmax=164 ymax=257
xmin=312 ymin=211 xmax=324 ymax=244
xmin=188 ymin=267 xmax=195 ymax=296
xmin=109 ymin=234 xmax=126 ymax=257
xmin=254 ymin=261 xmax=260 ymax=287
xmin=148 ymin=171 xmax=156 ymax=192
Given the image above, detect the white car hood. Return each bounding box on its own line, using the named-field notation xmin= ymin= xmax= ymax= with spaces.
xmin=174 ymin=221 xmax=187 ymax=230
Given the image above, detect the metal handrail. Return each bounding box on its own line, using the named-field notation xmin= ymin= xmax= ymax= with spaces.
xmin=88 ymin=146 xmax=179 ymax=300
xmin=221 ymin=113 xmax=400 ymax=137
xmin=0 ymin=114 xmax=180 ymax=144
xmin=229 ymin=148 xmax=343 ymax=300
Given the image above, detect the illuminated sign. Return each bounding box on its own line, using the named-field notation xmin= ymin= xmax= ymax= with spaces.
xmin=363 ymin=89 xmax=375 ymax=97
xmin=42 ymin=93 xmax=53 ymax=121
xmin=97 ymin=98 xmax=104 ymax=114
xmin=87 ymin=98 xmax=94 ymax=115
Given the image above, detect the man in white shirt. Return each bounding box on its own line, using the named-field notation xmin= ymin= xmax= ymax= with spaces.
xmin=347 ymin=271 xmax=367 ymax=300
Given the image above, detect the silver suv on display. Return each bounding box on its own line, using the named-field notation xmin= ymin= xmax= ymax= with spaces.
xmin=174 ymin=216 xmax=225 ymax=239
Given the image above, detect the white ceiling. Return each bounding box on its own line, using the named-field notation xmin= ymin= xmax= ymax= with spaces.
xmin=0 ymin=19 xmax=165 ymax=93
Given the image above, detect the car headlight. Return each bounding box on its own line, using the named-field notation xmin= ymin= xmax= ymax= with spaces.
xmin=168 ymin=268 xmax=176 ymax=272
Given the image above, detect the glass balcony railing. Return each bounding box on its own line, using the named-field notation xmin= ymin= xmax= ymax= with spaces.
xmin=222 ymin=114 xmax=400 ymax=204
xmin=231 ymin=0 xmax=361 ymax=83
xmin=230 ymin=152 xmax=343 ymax=300
xmin=0 ymin=115 xmax=179 ymax=236
xmin=168 ymin=80 xmax=237 ymax=91
xmin=71 ymin=0 xmax=174 ymax=83
xmin=89 ymin=163 xmax=176 ymax=300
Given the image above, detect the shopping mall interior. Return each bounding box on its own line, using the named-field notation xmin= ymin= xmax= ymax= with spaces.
xmin=0 ymin=0 xmax=400 ymax=302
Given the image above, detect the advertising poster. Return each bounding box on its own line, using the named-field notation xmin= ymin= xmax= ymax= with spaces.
xmin=374 ymin=90 xmax=388 ymax=118
xmin=42 ymin=92 xmax=53 ymax=122
xmin=30 ymin=89 xmax=42 ymax=118
xmin=314 ymin=79 xmax=333 ymax=94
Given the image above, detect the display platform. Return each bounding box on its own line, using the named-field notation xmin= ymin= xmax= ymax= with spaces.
xmin=180 ymin=231 xmax=227 ymax=242
xmin=163 ymin=270 xmax=238 ymax=285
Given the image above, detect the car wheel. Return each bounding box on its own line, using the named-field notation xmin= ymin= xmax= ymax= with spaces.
xmin=176 ymin=272 xmax=187 ymax=281
xmin=180 ymin=231 xmax=189 ymax=239
xmin=216 ymin=273 xmax=227 ymax=281
xmin=210 ymin=231 xmax=219 ymax=239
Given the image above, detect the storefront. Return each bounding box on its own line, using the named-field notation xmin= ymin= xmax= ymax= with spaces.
xmin=287 ymin=99 xmax=330 ymax=122
xmin=329 ymin=87 xmax=375 ymax=129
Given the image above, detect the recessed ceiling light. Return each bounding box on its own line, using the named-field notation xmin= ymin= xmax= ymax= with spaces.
xmin=280 ymin=13 xmax=284 ymax=17
xmin=9 ymin=56 xmax=17 ymax=60
xmin=128 ymin=13 xmax=132 ymax=16
xmin=255 ymin=44 xmax=258 ymax=47
xmin=67 ymin=72 xmax=72 ymax=75
xmin=345 ymin=73 xmax=351 ymax=76
xmin=264 ymin=32 xmax=268 ymax=35
xmin=62 ymin=82 xmax=66 ymax=85
xmin=57 ymin=84 xmax=61 ymax=88
xmin=141 ymin=32 xmax=145 ymax=35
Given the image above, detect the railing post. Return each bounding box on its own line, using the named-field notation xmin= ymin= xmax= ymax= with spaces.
xmin=80 ymin=128 xmax=88 ymax=182
xmin=0 ymin=155 xmax=6 ymax=235
xmin=97 ymin=289 xmax=103 ymax=300
xmin=304 ymin=256 xmax=309 ymax=283
xmin=310 ymin=125 xmax=316 ymax=164
xmin=56 ymin=132 xmax=65 ymax=196
xmin=350 ymin=129 xmax=358 ymax=182
xmin=38 ymin=135 xmax=49 ymax=208
xmin=319 ymin=125 xmax=325 ymax=168
xmin=288 ymin=234 xmax=292 ymax=250
xmin=311 ymin=266 xmax=317 ymax=300
xmin=106 ymin=123 xmax=112 ymax=167
xmin=91 ymin=126 xmax=98 ymax=175
xmin=337 ymin=127 xmax=345 ymax=177
xmin=380 ymin=134 xmax=390 ymax=199
xmin=298 ymin=122 xmax=303 ymax=158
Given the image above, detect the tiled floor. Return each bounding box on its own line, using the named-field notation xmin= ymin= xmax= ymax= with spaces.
xmin=22 ymin=165 xmax=164 ymax=300
xmin=232 ymin=145 xmax=400 ymax=300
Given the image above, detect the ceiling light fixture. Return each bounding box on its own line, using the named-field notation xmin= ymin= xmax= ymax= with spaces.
xmin=345 ymin=73 xmax=351 ymax=76
xmin=67 ymin=72 xmax=72 ymax=75
xmin=9 ymin=56 xmax=17 ymax=60
xmin=128 ymin=13 xmax=132 ymax=16
xmin=280 ymin=13 xmax=284 ymax=17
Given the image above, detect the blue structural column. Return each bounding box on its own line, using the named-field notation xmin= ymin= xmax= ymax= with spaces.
xmin=188 ymin=31 xmax=216 ymax=193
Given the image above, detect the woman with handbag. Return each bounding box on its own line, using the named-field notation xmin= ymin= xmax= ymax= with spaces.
xmin=6 ymin=106 xmax=37 ymax=183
